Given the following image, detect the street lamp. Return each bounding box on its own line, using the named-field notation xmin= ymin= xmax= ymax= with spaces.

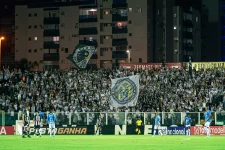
xmin=0 ymin=37 xmax=4 ymax=70
xmin=126 ymin=50 xmax=130 ymax=63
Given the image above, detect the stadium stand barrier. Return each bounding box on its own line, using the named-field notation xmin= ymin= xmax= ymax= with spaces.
xmin=1 ymin=111 xmax=223 ymax=127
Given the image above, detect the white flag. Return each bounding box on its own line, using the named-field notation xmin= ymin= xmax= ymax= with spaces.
xmin=111 ymin=75 xmax=139 ymax=107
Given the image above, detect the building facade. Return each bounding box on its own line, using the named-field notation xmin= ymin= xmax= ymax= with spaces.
xmin=0 ymin=1 xmax=15 ymax=69
xmin=15 ymin=0 xmax=201 ymax=70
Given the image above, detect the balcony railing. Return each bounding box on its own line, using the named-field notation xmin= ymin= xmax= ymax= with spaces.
xmin=43 ymin=53 xmax=59 ymax=61
xmin=43 ymin=17 xmax=60 ymax=24
xmin=79 ymin=40 xmax=97 ymax=46
xmin=183 ymin=20 xmax=193 ymax=28
xmin=112 ymin=50 xmax=128 ymax=59
xmin=79 ymin=15 xmax=98 ymax=23
xmin=112 ymin=38 xmax=128 ymax=46
xmin=112 ymin=26 xmax=128 ymax=34
xmin=2 ymin=112 xmax=223 ymax=126
xmin=43 ymin=41 xmax=59 ymax=49
xmin=79 ymin=27 xmax=98 ymax=35
xmin=112 ymin=14 xmax=127 ymax=21
xmin=112 ymin=3 xmax=128 ymax=8
xmin=183 ymin=31 xmax=193 ymax=39
xmin=44 ymin=29 xmax=59 ymax=36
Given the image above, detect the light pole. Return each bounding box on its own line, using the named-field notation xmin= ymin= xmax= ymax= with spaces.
xmin=126 ymin=50 xmax=130 ymax=63
xmin=0 ymin=37 xmax=5 ymax=70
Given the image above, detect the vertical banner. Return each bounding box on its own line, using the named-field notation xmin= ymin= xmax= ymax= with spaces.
xmin=111 ymin=75 xmax=139 ymax=107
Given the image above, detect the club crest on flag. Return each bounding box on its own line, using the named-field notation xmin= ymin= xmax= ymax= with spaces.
xmin=111 ymin=75 xmax=139 ymax=107
xmin=67 ymin=44 xmax=96 ymax=69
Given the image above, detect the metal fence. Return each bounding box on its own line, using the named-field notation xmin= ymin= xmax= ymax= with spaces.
xmin=0 ymin=111 xmax=224 ymax=126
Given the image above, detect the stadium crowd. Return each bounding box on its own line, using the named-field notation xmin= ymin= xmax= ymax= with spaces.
xmin=0 ymin=67 xmax=225 ymax=125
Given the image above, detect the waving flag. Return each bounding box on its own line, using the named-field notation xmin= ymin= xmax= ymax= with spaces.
xmin=67 ymin=44 xmax=96 ymax=69
xmin=111 ymin=75 xmax=139 ymax=107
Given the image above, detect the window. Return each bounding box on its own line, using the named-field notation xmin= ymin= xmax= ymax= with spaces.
xmin=174 ymin=26 xmax=177 ymax=30
xmin=28 ymin=49 xmax=31 ymax=53
xmin=34 ymin=49 xmax=37 ymax=52
xmin=174 ymin=14 xmax=176 ymax=17
xmin=89 ymin=37 xmax=93 ymax=41
xmin=61 ymin=11 xmax=65 ymax=15
xmin=137 ymin=8 xmax=142 ymax=13
xmin=104 ymin=11 xmax=109 ymax=15
xmin=100 ymin=48 xmax=105 ymax=56
xmin=196 ymin=17 xmax=198 ymax=22
xmin=34 ymin=37 xmax=38 ymax=41
xmin=129 ymin=45 xmax=132 ymax=49
xmin=34 ymin=13 xmax=37 ymax=17
xmin=61 ymin=36 xmax=64 ymax=39
xmin=16 ymin=14 xmax=18 ymax=16
xmin=129 ymin=8 xmax=132 ymax=12
xmin=139 ymin=58 xmax=142 ymax=63
xmin=129 ymin=21 xmax=132 ymax=24
xmin=28 ymin=37 xmax=31 ymax=41
xmin=28 ymin=26 xmax=32 ymax=29
xmin=129 ymin=33 xmax=132 ymax=36
xmin=34 ymin=25 xmax=37 ymax=28
xmin=28 ymin=13 xmax=31 ymax=17
xmin=53 ymin=36 xmax=59 ymax=41
xmin=65 ymin=48 xmax=68 ymax=53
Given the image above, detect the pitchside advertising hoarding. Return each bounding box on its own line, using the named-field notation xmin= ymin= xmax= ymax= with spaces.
xmin=191 ymin=126 xmax=225 ymax=135
xmin=13 ymin=122 xmax=225 ymax=135
xmin=0 ymin=126 xmax=14 ymax=135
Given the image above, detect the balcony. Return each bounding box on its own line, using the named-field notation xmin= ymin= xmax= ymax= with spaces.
xmin=112 ymin=3 xmax=127 ymax=8
xmin=43 ymin=17 xmax=60 ymax=24
xmin=79 ymin=40 xmax=98 ymax=46
xmin=183 ymin=43 xmax=194 ymax=51
xmin=79 ymin=27 xmax=98 ymax=35
xmin=112 ymin=39 xmax=128 ymax=46
xmin=44 ymin=29 xmax=59 ymax=36
xmin=112 ymin=51 xmax=128 ymax=59
xmin=43 ymin=53 xmax=59 ymax=61
xmin=183 ymin=55 xmax=193 ymax=62
xmin=112 ymin=26 xmax=127 ymax=34
xmin=183 ymin=31 xmax=193 ymax=39
xmin=79 ymin=15 xmax=98 ymax=23
xmin=183 ymin=20 xmax=193 ymax=28
xmin=112 ymin=14 xmax=127 ymax=21
xmin=43 ymin=41 xmax=59 ymax=49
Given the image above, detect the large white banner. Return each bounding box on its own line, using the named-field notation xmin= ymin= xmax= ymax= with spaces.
xmin=111 ymin=75 xmax=139 ymax=107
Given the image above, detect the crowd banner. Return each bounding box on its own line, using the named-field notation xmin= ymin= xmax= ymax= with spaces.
xmin=111 ymin=75 xmax=139 ymax=107
xmin=67 ymin=44 xmax=96 ymax=69
xmin=183 ymin=62 xmax=225 ymax=71
xmin=120 ymin=63 xmax=182 ymax=70
xmin=190 ymin=126 xmax=225 ymax=135
xmin=0 ymin=126 xmax=14 ymax=135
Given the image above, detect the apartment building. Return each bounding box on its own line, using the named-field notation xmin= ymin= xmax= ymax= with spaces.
xmin=15 ymin=0 xmax=201 ymax=70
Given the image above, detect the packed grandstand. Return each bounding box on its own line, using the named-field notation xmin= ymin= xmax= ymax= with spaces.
xmin=0 ymin=64 xmax=225 ymax=126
